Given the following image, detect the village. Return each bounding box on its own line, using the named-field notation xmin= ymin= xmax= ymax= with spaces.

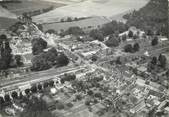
xmin=0 ymin=0 xmax=169 ymax=117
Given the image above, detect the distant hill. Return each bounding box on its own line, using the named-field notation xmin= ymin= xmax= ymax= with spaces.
xmin=1 ymin=0 xmax=65 ymax=15
xmin=33 ymin=0 xmax=148 ymax=24
xmin=123 ymin=0 xmax=168 ymax=36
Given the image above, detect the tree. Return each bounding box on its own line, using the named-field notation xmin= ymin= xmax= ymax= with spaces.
xmin=124 ymin=44 xmax=133 ymax=53
xmin=45 ymin=29 xmax=56 ymax=34
xmin=19 ymin=97 xmax=54 ymax=117
xmin=4 ymin=94 xmax=11 ymax=102
xmin=0 ymin=97 xmax=5 ymax=107
xmin=45 ymin=47 xmax=58 ymax=64
xmin=37 ymin=24 xmax=43 ymax=31
xmin=85 ymin=100 xmax=91 ymax=106
xmin=105 ymin=35 xmax=119 ymax=47
xmin=56 ymin=53 xmax=69 ymax=67
xmin=64 ymin=26 xmax=84 ymax=36
xmin=87 ymin=90 xmax=94 ymax=96
xmin=11 ymin=91 xmax=18 ymax=99
xmin=31 ymin=48 xmax=68 ymax=71
xmin=49 ymin=80 xmax=54 ymax=87
xmin=147 ymin=29 xmax=154 ymax=36
xmin=91 ymin=55 xmax=98 ymax=62
xmin=122 ymin=34 xmax=127 ymax=41
xmin=67 ymin=17 xmax=72 ymax=22
xmin=94 ymin=92 xmax=102 ymax=99
xmin=147 ymin=60 xmax=156 ymax=72
xmin=151 ymin=37 xmax=158 ymax=46
xmin=25 ymin=89 xmax=30 ymax=95
xmin=116 ymin=56 xmax=122 ymax=64
xmin=31 ymin=53 xmax=52 ymax=71
xmin=133 ymin=34 xmax=138 ymax=39
xmin=31 ymin=38 xmax=47 ymax=55
xmin=61 ymin=73 xmax=76 ymax=84
xmin=0 ymin=34 xmax=12 ymax=70
xmin=66 ymin=102 xmax=73 ymax=108
xmin=76 ymin=94 xmax=82 ymax=101
xmin=15 ymin=55 xmax=24 ymax=67
xmin=89 ymin=29 xmax=104 ymax=41
xmin=31 ymin=85 xmax=37 ymax=93
xmin=101 ymin=21 xmax=127 ymax=36
xmin=151 ymin=57 xmax=157 ymax=65
xmin=166 ymin=69 xmax=169 ymax=77
xmin=158 ymin=54 xmax=167 ymax=69
xmin=128 ymin=30 xmax=133 ymax=38
xmin=133 ymin=43 xmax=140 ymax=52
xmin=38 ymin=84 xmax=43 ymax=90
xmin=60 ymin=18 xmax=64 ymax=22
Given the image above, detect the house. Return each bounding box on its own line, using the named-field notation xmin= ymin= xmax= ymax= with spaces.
xmin=119 ymin=26 xmax=145 ymax=40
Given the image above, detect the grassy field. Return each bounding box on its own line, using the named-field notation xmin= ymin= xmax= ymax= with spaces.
xmin=42 ymin=16 xmax=110 ymax=32
xmin=2 ymin=0 xmax=65 ymax=15
xmin=33 ymin=0 xmax=149 ymax=24
xmin=0 ymin=17 xmax=18 ymax=30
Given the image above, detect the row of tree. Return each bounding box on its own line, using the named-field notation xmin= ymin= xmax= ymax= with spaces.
xmin=0 ymin=34 xmax=23 ymax=70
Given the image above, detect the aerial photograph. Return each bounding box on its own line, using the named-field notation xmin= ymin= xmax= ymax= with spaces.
xmin=0 ymin=0 xmax=168 ymax=117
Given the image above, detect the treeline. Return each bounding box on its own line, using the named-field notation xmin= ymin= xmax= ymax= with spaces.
xmin=60 ymin=17 xmax=89 ymax=23
xmin=0 ymin=34 xmax=23 ymax=70
xmin=0 ymin=0 xmax=21 ymax=3
xmin=123 ymin=0 xmax=168 ymax=37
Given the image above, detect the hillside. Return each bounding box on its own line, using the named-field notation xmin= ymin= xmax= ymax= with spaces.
xmin=42 ymin=16 xmax=111 ymax=32
xmin=0 ymin=5 xmax=18 ymax=29
xmin=0 ymin=5 xmax=17 ymax=19
xmin=123 ymin=0 xmax=168 ymax=36
xmin=1 ymin=0 xmax=65 ymax=15
xmin=33 ymin=0 xmax=148 ymax=24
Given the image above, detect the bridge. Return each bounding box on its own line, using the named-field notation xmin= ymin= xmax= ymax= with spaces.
xmin=0 ymin=65 xmax=88 ymax=104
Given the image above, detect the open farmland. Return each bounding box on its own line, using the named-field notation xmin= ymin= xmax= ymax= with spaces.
xmin=2 ymin=0 xmax=65 ymax=15
xmin=42 ymin=16 xmax=110 ymax=32
xmin=33 ymin=0 xmax=149 ymax=24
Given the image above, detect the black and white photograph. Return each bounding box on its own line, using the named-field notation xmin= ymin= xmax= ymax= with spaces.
xmin=0 ymin=0 xmax=168 ymax=117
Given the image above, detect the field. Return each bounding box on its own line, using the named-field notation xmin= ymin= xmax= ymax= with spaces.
xmin=33 ymin=0 xmax=149 ymax=24
xmin=0 ymin=17 xmax=18 ymax=30
xmin=2 ymin=0 xmax=65 ymax=15
xmin=0 ymin=6 xmax=17 ymax=19
xmin=42 ymin=16 xmax=110 ymax=32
